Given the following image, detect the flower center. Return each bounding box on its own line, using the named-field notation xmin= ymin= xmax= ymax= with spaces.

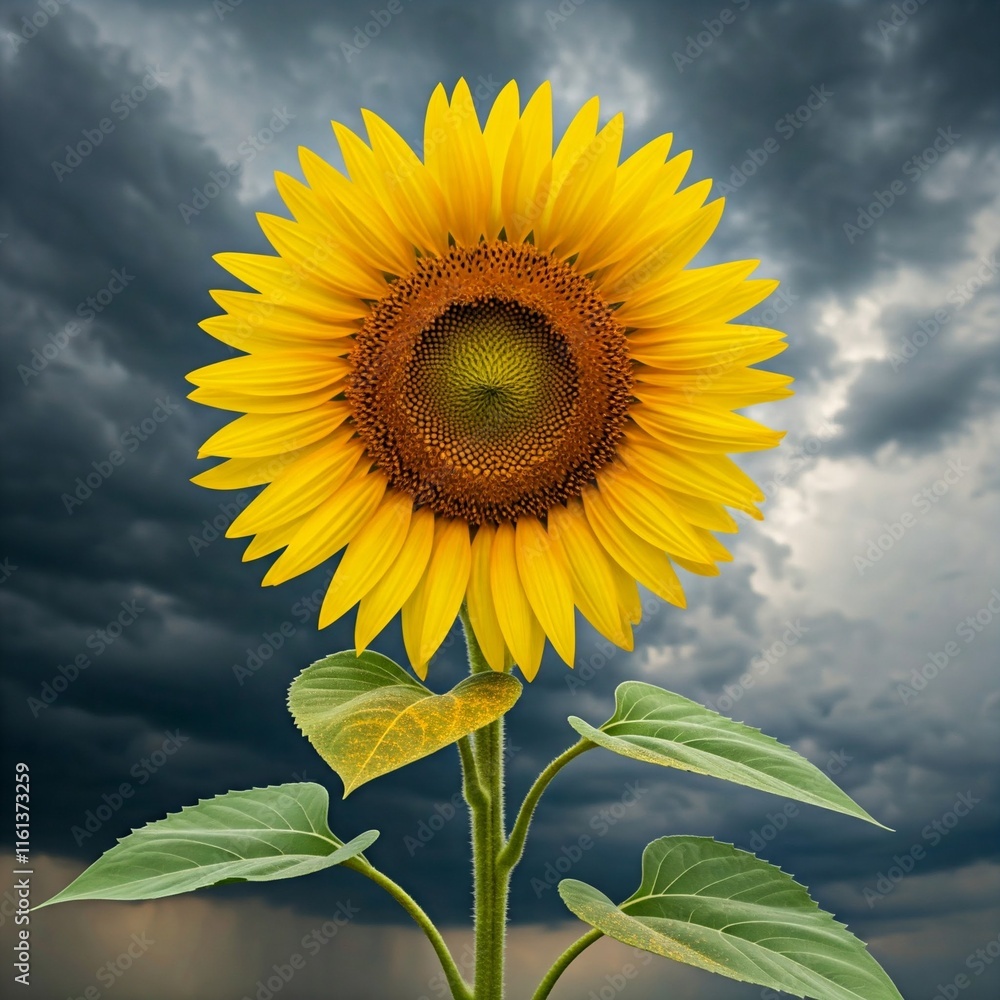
xmin=348 ymin=241 xmax=633 ymax=524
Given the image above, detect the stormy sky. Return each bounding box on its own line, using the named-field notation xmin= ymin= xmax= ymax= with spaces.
xmin=1 ymin=0 xmax=998 ymax=997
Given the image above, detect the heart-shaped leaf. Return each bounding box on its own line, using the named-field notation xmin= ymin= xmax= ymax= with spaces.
xmin=569 ymin=681 xmax=885 ymax=826
xmin=288 ymin=650 xmax=521 ymax=795
xmin=36 ymin=783 xmax=377 ymax=907
xmin=559 ymin=836 xmax=903 ymax=1000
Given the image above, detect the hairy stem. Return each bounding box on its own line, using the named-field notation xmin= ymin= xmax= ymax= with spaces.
xmin=498 ymin=739 xmax=592 ymax=877
xmin=460 ymin=607 xmax=508 ymax=999
xmin=530 ymin=929 xmax=603 ymax=1000
xmin=345 ymin=858 xmax=473 ymax=1000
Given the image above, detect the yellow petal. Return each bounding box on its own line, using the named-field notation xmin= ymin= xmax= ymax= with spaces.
xmin=482 ymin=81 xmax=520 ymax=238
xmin=212 ymin=253 xmax=364 ymax=319
xmin=598 ymin=465 xmax=713 ymax=563
xmin=609 ymin=555 xmax=642 ymax=625
xmin=187 ymin=384 xmax=343 ymax=414
xmin=574 ymin=132 xmax=674 ymax=272
xmin=619 ymin=431 xmax=765 ymax=516
xmin=548 ymin=501 xmax=632 ymax=649
xmin=355 ymin=507 xmax=435 ymax=651
xmin=191 ymin=449 xmax=311 ymax=490
xmin=601 ymin=199 xmax=725 ymax=304
xmin=424 ymin=79 xmax=491 ymax=246
xmin=256 ymin=213 xmax=388 ymax=300
xmin=275 ymin=162 xmax=414 ymax=275
xmin=199 ymin=311 xmax=358 ymax=353
xmin=187 ymin=353 xmax=348 ymax=395
xmin=241 ymin=514 xmax=308 ymax=562
xmin=627 ymin=324 xmax=787 ymax=370
xmin=402 ymin=518 xmax=472 ymax=675
xmin=515 ymin=517 xmax=575 ymax=666
xmin=672 ymin=556 xmax=721 ymax=577
xmin=534 ymin=94 xmax=600 ymax=242
xmin=582 ymin=486 xmax=686 ymax=608
xmin=467 ymin=523 xmax=508 ymax=672
xmin=630 ymin=400 xmax=785 ymax=453
xmin=659 ymin=489 xmax=738 ymax=533
xmin=197 ymin=402 xmax=350 ymax=459
xmin=501 ymin=81 xmax=552 ymax=243
xmin=545 ymin=113 xmax=624 ymax=258
xmin=226 ymin=431 xmax=364 ymax=536
xmin=318 ymin=490 xmax=413 ymax=627
xmin=357 ymin=111 xmax=450 ymax=256
xmin=632 ymin=368 xmax=795 ymax=409
xmin=262 ymin=471 xmax=386 ymax=586
xmin=491 ymin=522 xmax=545 ymax=681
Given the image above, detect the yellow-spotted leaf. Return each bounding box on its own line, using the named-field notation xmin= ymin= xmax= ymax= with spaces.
xmin=288 ymin=651 xmax=521 ymax=795
xmin=36 ymin=784 xmax=377 ymax=907
xmin=569 ymin=681 xmax=886 ymax=827
xmin=559 ymin=837 xmax=904 ymax=1000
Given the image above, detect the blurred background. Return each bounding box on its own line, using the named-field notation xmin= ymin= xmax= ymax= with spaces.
xmin=1 ymin=0 xmax=998 ymax=997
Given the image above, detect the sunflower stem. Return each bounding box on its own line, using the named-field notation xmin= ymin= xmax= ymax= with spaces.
xmin=344 ymin=858 xmax=473 ymax=1000
xmin=497 ymin=739 xmax=592 ymax=877
xmin=529 ymin=929 xmax=603 ymax=1000
xmin=460 ymin=607 xmax=508 ymax=1000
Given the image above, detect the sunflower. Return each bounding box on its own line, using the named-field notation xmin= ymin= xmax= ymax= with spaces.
xmin=188 ymin=79 xmax=791 ymax=680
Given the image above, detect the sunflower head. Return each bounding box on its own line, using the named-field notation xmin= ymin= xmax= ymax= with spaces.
xmin=188 ymin=79 xmax=792 ymax=681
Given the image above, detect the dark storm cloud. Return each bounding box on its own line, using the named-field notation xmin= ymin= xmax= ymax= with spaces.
xmin=2 ymin=1 xmax=999 ymax=997
xmin=830 ymin=300 xmax=1000 ymax=455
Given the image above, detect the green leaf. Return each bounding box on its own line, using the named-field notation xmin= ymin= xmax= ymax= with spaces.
xmin=559 ymin=836 xmax=903 ymax=1000
xmin=288 ymin=650 xmax=521 ymax=795
xmin=36 ymin=783 xmax=376 ymax=908
xmin=569 ymin=681 xmax=886 ymax=827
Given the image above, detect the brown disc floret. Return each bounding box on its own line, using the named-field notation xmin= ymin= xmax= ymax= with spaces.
xmin=347 ymin=241 xmax=633 ymax=524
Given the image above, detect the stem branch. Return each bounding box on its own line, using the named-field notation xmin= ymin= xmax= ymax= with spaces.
xmin=498 ymin=739 xmax=592 ymax=876
xmin=346 ymin=858 xmax=473 ymax=1000
xmin=530 ymin=929 xmax=603 ymax=1000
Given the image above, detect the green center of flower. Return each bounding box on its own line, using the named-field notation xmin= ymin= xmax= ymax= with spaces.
xmin=348 ymin=241 xmax=633 ymax=524
xmin=403 ymin=299 xmax=579 ymax=473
